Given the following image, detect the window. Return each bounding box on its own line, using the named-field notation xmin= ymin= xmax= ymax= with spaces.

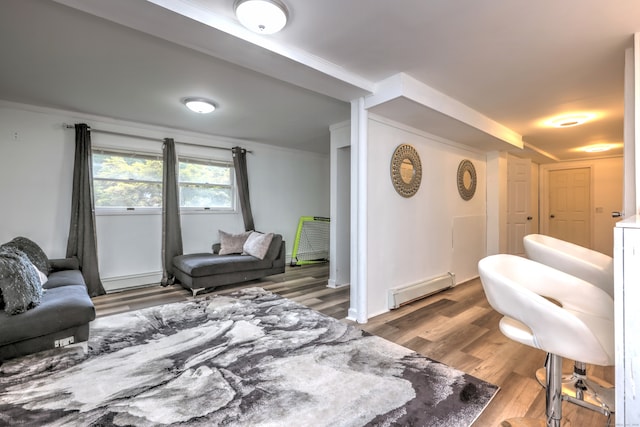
xmin=92 ymin=149 xmax=235 ymax=212
xmin=179 ymin=157 xmax=234 ymax=210
xmin=93 ymin=150 xmax=163 ymax=209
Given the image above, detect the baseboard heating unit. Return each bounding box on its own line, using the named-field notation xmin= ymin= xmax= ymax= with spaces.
xmin=388 ymin=272 xmax=456 ymax=309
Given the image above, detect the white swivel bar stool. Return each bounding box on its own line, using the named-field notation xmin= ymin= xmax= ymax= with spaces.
xmin=523 ymin=233 xmax=614 ymax=414
xmin=478 ymin=254 xmax=614 ymax=427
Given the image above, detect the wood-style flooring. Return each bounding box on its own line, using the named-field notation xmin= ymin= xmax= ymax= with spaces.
xmin=92 ymin=264 xmax=614 ymax=427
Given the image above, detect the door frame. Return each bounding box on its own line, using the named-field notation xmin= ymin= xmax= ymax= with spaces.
xmin=506 ymin=154 xmax=532 ymax=255
xmin=540 ymin=161 xmax=595 ymax=248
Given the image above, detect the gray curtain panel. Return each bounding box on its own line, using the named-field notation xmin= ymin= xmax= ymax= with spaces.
xmin=232 ymin=146 xmax=255 ymax=231
xmin=161 ymin=138 xmax=184 ymax=286
xmin=66 ymin=123 xmax=105 ymax=297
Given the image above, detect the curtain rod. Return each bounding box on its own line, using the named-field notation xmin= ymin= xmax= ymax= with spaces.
xmin=62 ymin=124 xmax=252 ymax=153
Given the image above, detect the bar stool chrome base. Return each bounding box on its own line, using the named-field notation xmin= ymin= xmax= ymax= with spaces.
xmin=535 ymin=362 xmax=614 ymax=417
xmin=498 ymin=353 xmax=564 ymax=427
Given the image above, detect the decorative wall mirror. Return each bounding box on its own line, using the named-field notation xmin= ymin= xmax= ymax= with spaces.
xmin=390 ymin=144 xmax=422 ymax=198
xmin=457 ymin=159 xmax=477 ymax=201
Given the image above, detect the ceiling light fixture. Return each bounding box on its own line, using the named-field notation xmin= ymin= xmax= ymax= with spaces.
xmin=547 ymin=113 xmax=596 ymax=128
xmin=183 ymin=98 xmax=216 ymax=114
xmin=583 ymin=144 xmax=614 ymax=153
xmin=234 ymin=0 xmax=288 ymax=34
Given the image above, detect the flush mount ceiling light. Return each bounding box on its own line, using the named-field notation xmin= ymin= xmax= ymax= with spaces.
xmin=546 ymin=113 xmax=596 ymax=128
xmin=583 ymin=143 xmax=615 ymax=153
xmin=572 ymin=142 xmax=623 ymax=154
xmin=234 ymin=0 xmax=288 ymax=34
xmin=183 ymin=98 xmax=216 ymax=114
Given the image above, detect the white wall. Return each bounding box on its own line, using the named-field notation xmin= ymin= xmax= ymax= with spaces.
xmin=366 ymin=116 xmax=487 ymax=317
xmin=591 ymin=157 xmax=624 ymax=254
xmin=486 ymin=151 xmax=508 ymax=255
xmin=0 ymin=101 xmax=329 ymax=290
xmin=329 ymin=121 xmax=351 ymax=288
xmin=0 ymin=104 xmax=74 ymax=259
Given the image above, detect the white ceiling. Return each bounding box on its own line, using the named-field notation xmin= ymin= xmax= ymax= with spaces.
xmin=1 ymin=0 xmax=638 ymax=160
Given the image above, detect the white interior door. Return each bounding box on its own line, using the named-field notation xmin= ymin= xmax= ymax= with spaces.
xmin=548 ymin=167 xmax=591 ymax=248
xmin=507 ymin=156 xmax=531 ymax=255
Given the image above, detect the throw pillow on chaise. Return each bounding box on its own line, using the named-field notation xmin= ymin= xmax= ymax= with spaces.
xmin=1 ymin=236 xmax=49 ymax=276
xmin=218 ymin=230 xmax=253 ymax=255
xmin=242 ymin=232 xmax=274 ymax=260
xmin=0 ymin=246 xmax=43 ymax=315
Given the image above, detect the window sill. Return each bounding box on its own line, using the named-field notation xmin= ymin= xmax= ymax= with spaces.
xmin=96 ymin=208 xmax=161 ymax=216
xmin=95 ymin=208 xmax=236 ymax=216
xmin=180 ymin=208 xmax=237 ymax=215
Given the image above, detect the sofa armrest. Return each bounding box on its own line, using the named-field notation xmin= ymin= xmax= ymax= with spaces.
xmin=48 ymin=256 xmax=80 ymax=272
xmin=274 ymin=241 xmax=286 ymax=267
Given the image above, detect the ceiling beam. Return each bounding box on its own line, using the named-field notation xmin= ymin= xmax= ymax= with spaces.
xmin=366 ymin=73 xmax=523 ymax=151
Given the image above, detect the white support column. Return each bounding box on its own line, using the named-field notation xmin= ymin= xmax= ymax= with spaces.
xmin=348 ymin=98 xmax=368 ymax=323
xmin=615 ymin=217 xmax=640 ymax=425
xmin=615 ymin=33 xmax=640 ymax=425
xmin=624 ymin=46 xmax=636 ymax=217
xmin=634 ymin=34 xmax=640 ymax=215
xmin=328 ymin=121 xmax=351 ymax=289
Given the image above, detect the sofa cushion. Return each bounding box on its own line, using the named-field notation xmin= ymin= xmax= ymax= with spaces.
xmin=263 ymin=234 xmax=283 ymax=262
xmin=218 ymin=230 xmax=252 ymax=255
xmin=173 ymin=253 xmax=274 ymax=278
xmin=0 ymin=246 xmax=43 ymax=315
xmin=0 ymin=284 xmax=95 ymax=346
xmin=44 ymin=269 xmax=86 ymax=290
xmin=243 ymin=232 xmax=274 ymax=260
xmin=1 ymin=236 xmax=49 ymax=276
xmin=48 ymin=256 xmax=80 ymax=273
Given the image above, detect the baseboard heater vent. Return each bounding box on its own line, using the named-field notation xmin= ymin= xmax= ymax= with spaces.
xmin=388 ymin=272 xmax=455 ymax=309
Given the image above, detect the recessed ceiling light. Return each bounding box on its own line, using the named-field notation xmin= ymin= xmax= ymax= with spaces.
xmin=571 ymin=142 xmax=623 ymax=154
xmin=183 ymin=98 xmax=216 ymax=114
xmin=547 ymin=113 xmax=596 ymax=128
xmin=234 ymin=0 xmax=288 ymax=34
xmin=583 ymin=144 xmax=613 ymax=153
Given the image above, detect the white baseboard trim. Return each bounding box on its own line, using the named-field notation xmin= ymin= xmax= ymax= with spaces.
xmin=347 ymin=307 xmax=360 ymax=323
xmin=102 ymin=271 xmax=163 ymax=292
xmin=327 ymin=279 xmax=350 ymax=289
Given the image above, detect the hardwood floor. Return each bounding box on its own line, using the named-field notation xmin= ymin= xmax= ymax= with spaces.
xmin=92 ymin=264 xmax=349 ymax=319
xmin=92 ymin=264 xmax=614 ymax=427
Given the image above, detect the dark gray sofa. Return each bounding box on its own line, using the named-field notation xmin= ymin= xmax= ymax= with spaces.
xmin=0 ymin=258 xmax=96 ymax=361
xmin=173 ymin=234 xmax=286 ymax=296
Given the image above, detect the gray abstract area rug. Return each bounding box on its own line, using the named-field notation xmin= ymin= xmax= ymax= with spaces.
xmin=0 ymin=287 xmax=498 ymax=426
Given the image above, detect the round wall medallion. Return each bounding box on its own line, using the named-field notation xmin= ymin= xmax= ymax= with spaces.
xmin=390 ymin=144 xmax=422 ymax=198
xmin=457 ymin=159 xmax=477 ymax=201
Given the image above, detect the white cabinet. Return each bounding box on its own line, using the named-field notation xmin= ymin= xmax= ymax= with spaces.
xmin=614 ymin=216 xmax=640 ymax=424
